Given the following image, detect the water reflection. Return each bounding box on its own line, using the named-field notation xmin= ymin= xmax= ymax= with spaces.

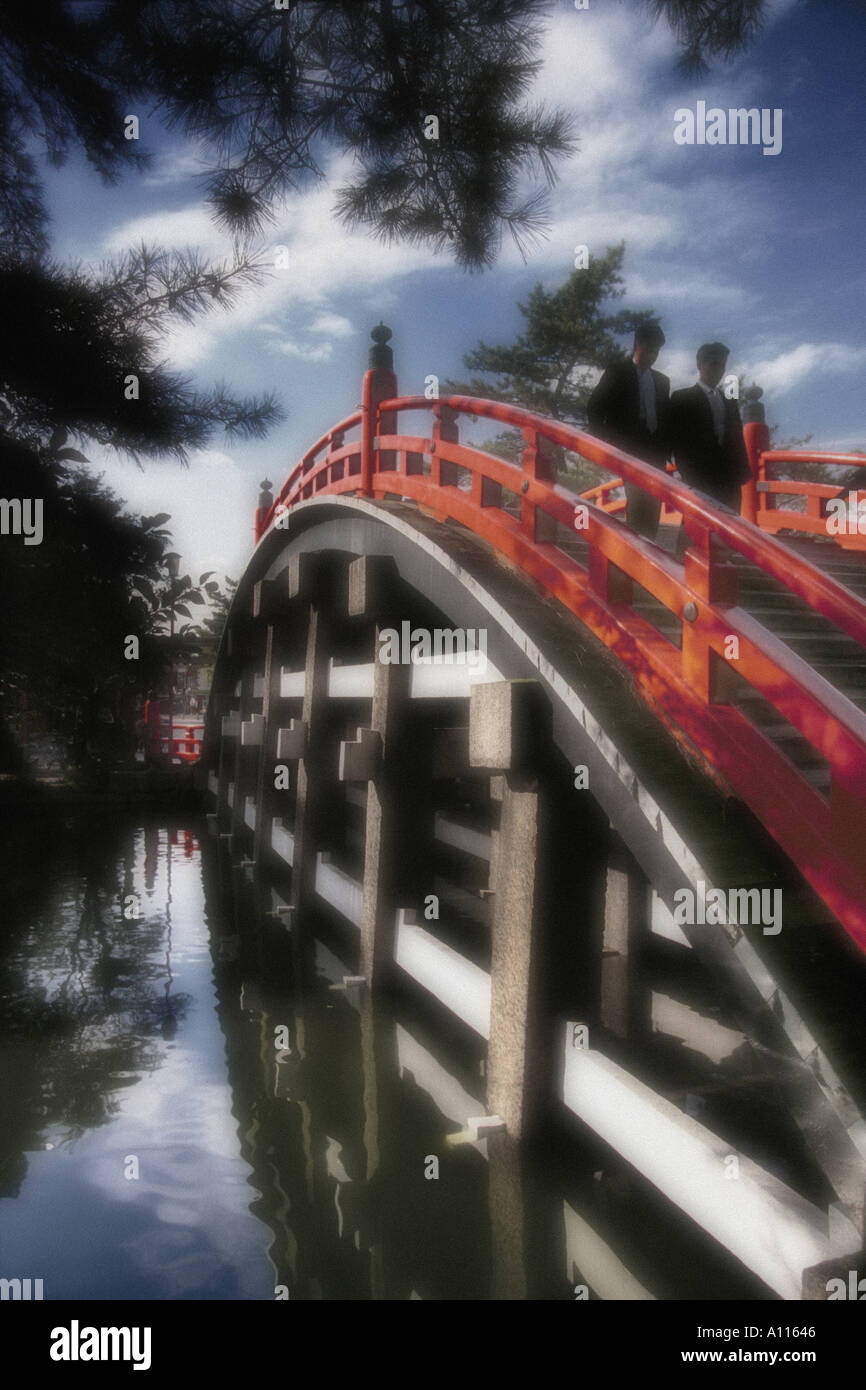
xmin=0 ymin=809 xmax=772 ymax=1301
xmin=201 ymin=841 xmax=765 ymax=1301
xmin=0 ymin=811 xmax=270 ymax=1299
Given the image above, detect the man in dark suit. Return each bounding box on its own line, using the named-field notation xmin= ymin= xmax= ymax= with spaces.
xmin=587 ymin=322 xmax=670 ymax=539
xmin=667 ymin=342 xmax=752 ymax=511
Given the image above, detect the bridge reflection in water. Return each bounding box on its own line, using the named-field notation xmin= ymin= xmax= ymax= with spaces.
xmin=203 ymin=814 xmax=782 ymax=1301
xmin=0 ymin=808 xmax=802 ymax=1301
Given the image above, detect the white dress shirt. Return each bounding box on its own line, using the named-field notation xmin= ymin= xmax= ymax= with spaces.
xmin=635 ymin=363 xmax=657 ymax=434
xmin=699 ymin=380 xmax=725 ymax=444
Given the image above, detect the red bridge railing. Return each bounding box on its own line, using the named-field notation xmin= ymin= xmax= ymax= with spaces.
xmin=746 ymin=448 xmax=866 ymax=549
xmin=143 ymin=705 xmax=204 ymax=764
xmin=254 ymin=331 xmax=866 ymax=950
xmin=170 ymin=722 xmax=204 ymax=763
xmin=577 ymin=440 xmax=866 ymax=546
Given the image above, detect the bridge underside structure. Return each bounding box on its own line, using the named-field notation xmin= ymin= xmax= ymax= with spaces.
xmin=203 ymin=331 xmax=866 ymax=1301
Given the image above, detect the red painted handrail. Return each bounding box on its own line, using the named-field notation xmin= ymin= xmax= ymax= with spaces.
xmin=155 ymin=721 xmax=204 ymax=764
xmin=171 ymin=722 xmax=204 ymax=763
xmin=581 ymin=459 xmax=683 ymax=522
xmin=752 ymin=449 xmax=866 ymax=550
xmin=257 ymin=388 xmax=866 ymax=949
xmin=275 ymin=411 xmax=363 ymax=515
xmin=590 ymin=442 xmax=866 ymax=549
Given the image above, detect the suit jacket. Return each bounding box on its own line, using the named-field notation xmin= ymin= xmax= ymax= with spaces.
xmin=586 ymin=358 xmax=670 ymax=467
xmin=667 ymin=385 xmax=751 ymax=504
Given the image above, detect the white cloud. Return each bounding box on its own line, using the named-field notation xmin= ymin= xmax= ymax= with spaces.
xmin=142 ymin=146 xmax=209 ymax=188
xmin=766 ymin=0 xmax=804 ymax=22
xmin=742 ymin=342 xmax=866 ymax=396
xmin=96 ymin=9 xmax=789 ymax=378
xmin=821 ymin=433 xmax=866 ymax=454
xmin=85 ymin=444 xmax=254 ymax=582
xmin=627 ymin=271 xmax=747 ymax=309
xmin=525 ymin=207 xmax=675 ymax=267
xmin=534 ymin=8 xmax=678 ymax=111
xmin=274 ymin=340 xmax=334 ymax=362
xmin=509 ymin=7 xmax=784 ymax=284
xmin=152 ymin=321 xmax=218 ymax=369
xmin=100 ymin=156 xmax=447 ymax=369
xmin=660 ymin=346 xmax=702 ymax=388
xmin=309 ymin=311 xmax=354 ymax=338
xmin=102 ymin=205 xmax=224 ymax=256
xmin=96 ymin=8 xmax=696 ymax=357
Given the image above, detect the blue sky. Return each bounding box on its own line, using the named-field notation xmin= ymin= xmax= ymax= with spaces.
xmin=40 ymin=0 xmax=866 ymax=583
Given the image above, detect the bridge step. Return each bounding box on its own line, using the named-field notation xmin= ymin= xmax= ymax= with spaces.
xmin=758 ymin=626 xmax=862 ymax=649
xmin=776 ymin=633 xmax=866 ymax=656
xmin=632 ymin=599 xmax=681 ymax=643
xmin=729 ymin=684 xmax=832 ymax=779
xmin=809 ymin=663 xmax=866 ymax=692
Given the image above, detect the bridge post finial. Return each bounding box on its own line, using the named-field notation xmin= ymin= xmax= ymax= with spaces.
xmin=741 ymin=384 xmax=765 ymax=425
xmin=254 ymin=478 xmax=274 ymax=543
xmin=361 ymin=324 xmax=398 ymax=496
xmin=369 ymin=322 xmax=393 ymax=370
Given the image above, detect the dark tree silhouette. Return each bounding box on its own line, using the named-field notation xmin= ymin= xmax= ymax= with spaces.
xmin=0 ymin=430 xmax=228 ymax=775
xmin=0 ymin=248 xmax=281 ymax=463
xmin=642 ymin=0 xmax=766 ymax=73
xmin=0 ymin=0 xmax=772 ymax=271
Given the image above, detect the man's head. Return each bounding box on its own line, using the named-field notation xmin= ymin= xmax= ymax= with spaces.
xmin=633 ymin=322 xmax=665 ymax=369
xmin=696 ymin=341 xmax=729 ymax=389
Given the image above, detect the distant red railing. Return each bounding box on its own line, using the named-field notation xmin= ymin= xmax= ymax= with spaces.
xmin=144 ymin=710 xmax=204 ymax=764
xmin=748 ymin=448 xmax=866 ymax=550
xmin=255 ymin=360 xmax=866 ymax=950
xmin=169 ymin=722 xmax=204 ymax=763
xmin=582 ymin=459 xmax=684 ymax=523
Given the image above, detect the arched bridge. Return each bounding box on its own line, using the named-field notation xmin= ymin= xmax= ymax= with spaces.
xmin=202 ymin=325 xmax=866 ymax=1301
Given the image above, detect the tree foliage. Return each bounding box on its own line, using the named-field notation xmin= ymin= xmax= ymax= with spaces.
xmin=0 ymin=1 xmax=771 ymax=271
xmin=183 ymin=576 xmax=237 ymax=646
xmin=0 ymin=246 xmax=282 ymax=464
xmin=641 ymin=0 xmax=767 ymax=74
xmin=0 ymin=0 xmax=778 ymax=770
xmin=0 ymin=0 xmax=148 ymax=260
xmin=445 ymin=243 xmax=658 ymax=488
xmin=446 ymin=243 xmax=656 ymax=422
xmin=0 ymin=430 xmax=231 ymax=774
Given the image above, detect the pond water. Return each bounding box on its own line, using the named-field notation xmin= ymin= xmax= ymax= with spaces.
xmin=0 ymin=816 xmax=276 ymax=1299
xmin=0 ymin=811 xmax=514 ymax=1300
xmin=0 ymin=807 xmax=769 ymax=1301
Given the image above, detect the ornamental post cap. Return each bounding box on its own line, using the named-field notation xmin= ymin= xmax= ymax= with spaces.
xmin=369 ymin=322 xmax=394 ymax=370
xmin=741 ymin=383 xmax=765 ymax=424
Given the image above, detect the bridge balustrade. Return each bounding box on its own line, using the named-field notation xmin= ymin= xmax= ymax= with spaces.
xmin=253 ymin=343 xmax=866 ymax=949
xmin=153 ymin=721 xmax=204 ymax=763
xmin=749 ymin=448 xmax=866 ymax=548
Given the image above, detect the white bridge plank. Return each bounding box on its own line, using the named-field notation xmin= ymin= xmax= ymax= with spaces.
xmin=562 ymin=1042 xmax=845 ymax=1300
